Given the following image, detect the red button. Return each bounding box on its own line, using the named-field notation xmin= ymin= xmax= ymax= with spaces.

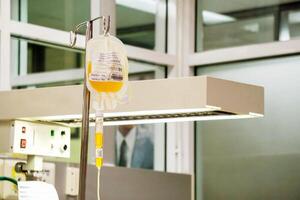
xmin=22 ymin=127 xmax=26 ymax=134
xmin=20 ymin=139 xmax=26 ymax=148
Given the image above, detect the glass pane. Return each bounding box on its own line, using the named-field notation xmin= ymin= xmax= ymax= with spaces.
xmin=49 ymin=122 xmax=166 ymax=172
xmin=11 ymin=0 xmax=90 ymax=33
xmin=56 ymin=122 xmax=166 ymax=172
xmin=195 ymin=55 xmax=300 ymax=199
xmin=11 ymin=37 xmax=84 ymax=75
xmin=202 ymin=15 xmax=274 ymax=50
xmin=116 ymin=0 xmax=166 ymax=50
xmin=11 ymin=0 xmax=166 ymax=49
xmin=286 ymin=9 xmax=300 ymax=39
xmin=89 ymin=122 xmax=165 ymax=171
xmin=11 ymin=37 xmax=166 ymax=88
xmin=196 ymin=0 xmax=300 ymax=51
xmin=12 ymin=36 xmax=165 ymax=84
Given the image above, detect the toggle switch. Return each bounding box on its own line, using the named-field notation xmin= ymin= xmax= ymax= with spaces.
xmin=20 ymin=139 xmax=26 ymax=148
xmin=61 ymin=144 xmax=68 ymax=152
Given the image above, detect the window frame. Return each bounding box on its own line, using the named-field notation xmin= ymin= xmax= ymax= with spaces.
xmin=194 ymin=0 xmax=300 ymax=66
xmin=2 ymin=0 xmax=300 ymax=198
xmin=0 ymin=0 xmax=174 ymax=88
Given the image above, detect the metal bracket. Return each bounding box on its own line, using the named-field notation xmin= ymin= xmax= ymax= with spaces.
xmin=70 ymin=16 xmax=111 ymax=48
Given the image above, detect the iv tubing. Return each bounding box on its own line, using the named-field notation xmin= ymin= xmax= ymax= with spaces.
xmin=95 ymin=109 xmax=103 ymax=200
xmin=97 ymin=168 xmax=101 ymax=200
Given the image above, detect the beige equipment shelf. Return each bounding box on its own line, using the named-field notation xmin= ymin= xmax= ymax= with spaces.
xmin=0 ymin=76 xmax=264 ymax=126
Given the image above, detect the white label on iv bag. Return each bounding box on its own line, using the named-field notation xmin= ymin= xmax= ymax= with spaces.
xmin=90 ymin=51 xmax=123 ymax=82
xmin=95 ymin=148 xmax=104 ymax=158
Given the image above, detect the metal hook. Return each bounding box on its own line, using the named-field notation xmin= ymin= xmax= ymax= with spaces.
xmin=91 ymin=16 xmax=110 ymax=36
xmin=70 ymin=21 xmax=88 ymax=48
xmin=70 ymin=16 xmax=111 ymax=48
xmin=104 ymin=16 xmax=111 ymax=36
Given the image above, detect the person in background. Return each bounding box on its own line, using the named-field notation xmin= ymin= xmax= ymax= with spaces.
xmin=115 ymin=124 xmax=153 ymax=169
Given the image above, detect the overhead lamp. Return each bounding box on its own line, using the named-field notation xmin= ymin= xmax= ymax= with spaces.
xmin=0 ymin=76 xmax=264 ymax=125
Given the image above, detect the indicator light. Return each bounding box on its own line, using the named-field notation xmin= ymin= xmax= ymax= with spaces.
xmin=20 ymin=139 xmax=26 ymax=148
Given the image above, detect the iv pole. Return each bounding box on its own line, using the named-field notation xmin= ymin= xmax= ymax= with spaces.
xmin=70 ymin=16 xmax=110 ymax=200
xmin=78 ymin=20 xmax=92 ymax=200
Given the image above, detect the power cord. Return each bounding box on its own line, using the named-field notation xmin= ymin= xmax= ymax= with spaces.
xmin=97 ymin=168 xmax=101 ymax=200
xmin=0 ymin=176 xmax=18 ymax=186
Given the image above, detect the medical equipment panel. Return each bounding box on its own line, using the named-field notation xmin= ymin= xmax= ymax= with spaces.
xmin=0 ymin=120 xmax=70 ymax=158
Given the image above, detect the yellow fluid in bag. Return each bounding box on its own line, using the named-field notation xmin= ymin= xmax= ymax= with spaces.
xmin=87 ymin=61 xmax=123 ymax=93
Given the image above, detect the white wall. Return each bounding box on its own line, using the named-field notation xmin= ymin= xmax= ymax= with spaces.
xmin=196 ymin=55 xmax=300 ymax=200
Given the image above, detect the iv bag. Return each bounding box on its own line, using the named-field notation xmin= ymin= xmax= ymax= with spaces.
xmin=85 ymin=34 xmax=129 ymax=110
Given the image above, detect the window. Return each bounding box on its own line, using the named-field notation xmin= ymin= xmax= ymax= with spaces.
xmin=116 ymin=0 xmax=166 ymax=51
xmin=282 ymin=9 xmax=300 ymax=40
xmin=11 ymin=39 xmax=166 ymax=88
xmin=11 ymin=37 xmax=84 ymax=75
xmin=11 ymin=0 xmax=90 ymax=33
xmin=11 ymin=0 xmax=167 ymax=50
xmin=196 ymin=0 xmax=300 ymax=51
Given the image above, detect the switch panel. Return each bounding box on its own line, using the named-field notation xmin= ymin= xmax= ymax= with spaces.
xmin=0 ymin=120 xmax=70 ymax=158
xmin=65 ymin=166 xmax=79 ymax=196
